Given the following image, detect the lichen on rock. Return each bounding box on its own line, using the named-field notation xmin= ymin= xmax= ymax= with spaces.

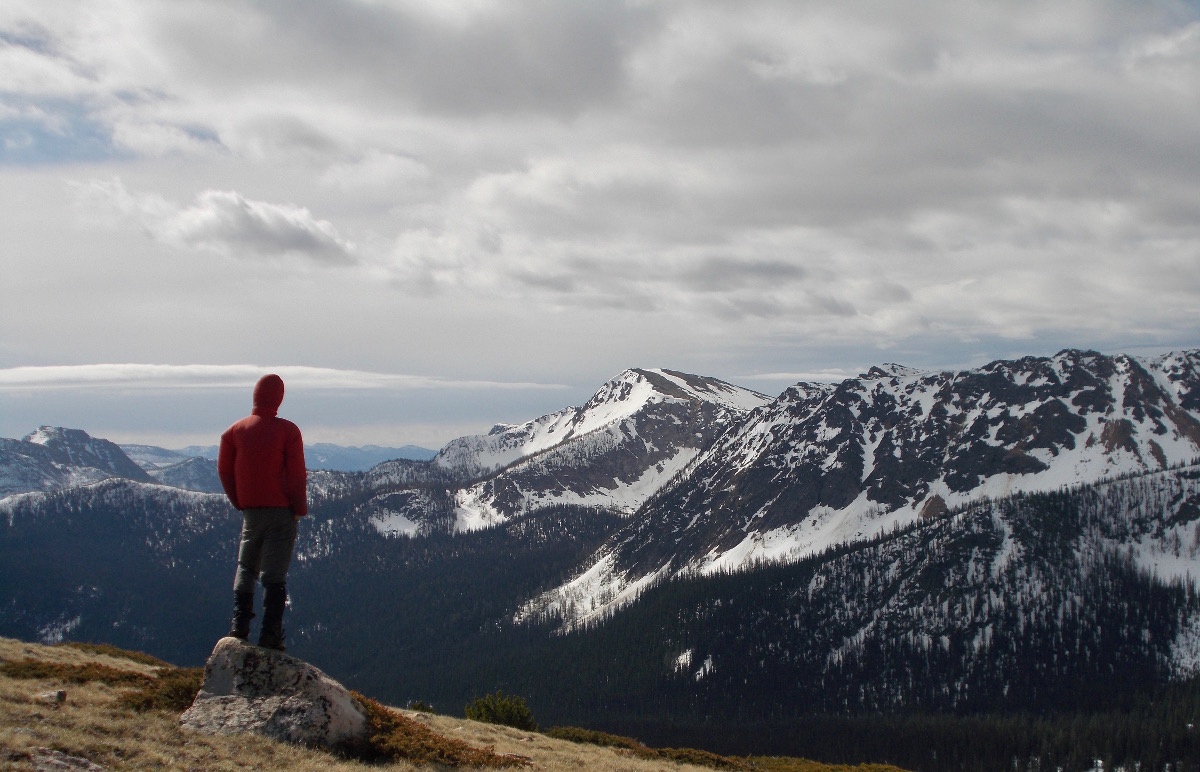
xmin=180 ymin=636 xmax=370 ymax=752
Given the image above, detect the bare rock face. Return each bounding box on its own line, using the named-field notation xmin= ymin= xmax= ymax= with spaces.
xmin=180 ymin=637 xmax=371 ymax=751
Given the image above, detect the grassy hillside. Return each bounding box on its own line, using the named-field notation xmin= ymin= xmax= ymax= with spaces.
xmin=0 ymin=636 xmax=905 ymax=771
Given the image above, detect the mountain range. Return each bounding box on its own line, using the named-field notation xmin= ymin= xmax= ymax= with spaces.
xmin=522 ymin=350 xmax=1200 ymax=628
xmin=2 ymin=350 xmax=1199 ymax=768
xmin=0 ymin=431 xmax=436 ymax=499
xmin=121 ymin=440 xmax=435 ymax=473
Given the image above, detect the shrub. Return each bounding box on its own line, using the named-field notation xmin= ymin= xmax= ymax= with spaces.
xmin=406 ymin=699 xmax=437 ymax=714
xmin=352 ymin=692 xmax=529 ymax=767
xmin=545 ymin=725 xmax=752 ymax=770
xmin=544 ymin=726 xmax=652 ymax=754
xmin=657 ymin=746 xmax=751 ymax=770
xmin=118 ymin=667 xmax=204 ymax=713
xmin=464 ymin=691 xmax=538 ymax=731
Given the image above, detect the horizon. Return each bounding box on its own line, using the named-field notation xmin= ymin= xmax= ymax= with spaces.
xmin=2 ymin=345 xmax=1191 ymax=449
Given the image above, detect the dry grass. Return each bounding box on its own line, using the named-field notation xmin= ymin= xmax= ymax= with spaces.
xmin=408 ymin=711 xmax=744 ymax=772
xmin=544 ymin=726 xmax=751 ymax=769
xmin=0 ymin=636 xmax=908 ymax=771
xmin=353 ymin=691 xmax=531 ymax=767
xmin=747 ymin=760 xmax=910 ymax=772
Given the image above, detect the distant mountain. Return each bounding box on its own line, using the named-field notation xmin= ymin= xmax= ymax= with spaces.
xmin=435 ymin=368 xmax=767 ymax=476
xmin=377 ymin=368 xmax=770 ymax=534
xmin=0 ymin=427 xmax=153 ymax=496
xmin=120 ymin=444 xmax=196 ymax=470
xmin=146 ymin=456 xmax=224 ymax=494
xmin=174 ymin=445 xmax=218 ymax=460
xmin=304 ymin=443 xmax=436 ymax=471
xmin=122 ymin=442 xmax=435 ymax=473
xmin=522 ymin=349 xmax=1200 ymax=628
xmin=0 ymin=429 xmax=228 ymax=497
xmin=0 ymin=430 xmax=435 ymax=498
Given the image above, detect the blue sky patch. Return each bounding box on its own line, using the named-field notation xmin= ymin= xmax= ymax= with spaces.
xmin=0 ymin=98 xmax=119 ymax=165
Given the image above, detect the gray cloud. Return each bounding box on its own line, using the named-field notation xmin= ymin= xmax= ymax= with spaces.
xmin=156 ymin=0 xmax=656 ymax=118
xmin=156 ymin=189 xmax=357 ymax=264
xmin=3 ymin=0 xmax=1199 ymax=446
xmin=0 ymin=364 xmax=566 ymax=393
xmin=678 ymin=257 xmax=806 ymax=293
xmin=74 ymin=178 xmax=358 ymax=265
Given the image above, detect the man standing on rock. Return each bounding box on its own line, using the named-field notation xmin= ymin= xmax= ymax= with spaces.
xmin=218 ymin=373 xmax=307 ymax=651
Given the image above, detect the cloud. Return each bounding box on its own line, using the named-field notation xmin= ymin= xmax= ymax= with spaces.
xmin=156 ymin=190 xmax=357 ymax=264
xmin=74 ymin=178 xmax=357 ymax=265
xmin=5 ymin=0 xmax=1200 ymax=432
xmin=218 ymin=0 xmax=654 ymax=118
xmin=319 ymin=150 xmax=431 ymax=198
xmin=0 ymin=364 xmax=567 ymax=393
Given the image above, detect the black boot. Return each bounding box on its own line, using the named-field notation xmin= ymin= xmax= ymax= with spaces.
xmin=228 ymin=591 xmax=255 ymax=640
xmin=258 ymin=583 xmax=287 ymax=651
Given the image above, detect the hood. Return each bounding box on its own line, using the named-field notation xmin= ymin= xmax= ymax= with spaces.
xmin=252 ymin=374 xmax=285 ymax=417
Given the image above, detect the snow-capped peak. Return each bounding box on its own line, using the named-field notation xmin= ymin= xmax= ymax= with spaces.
xmin=23 ymin=426 xmax=76 ymax=446
xmin=859 ymin=363 xmax=928 ymax=381
xmin=2 ymin=426 xmax=153 ymax=497
xmin=434 ymin=368 xmax=768 ymax=476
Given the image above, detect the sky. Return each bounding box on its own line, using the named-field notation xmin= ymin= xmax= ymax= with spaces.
xmin=1 ymin=0 xmax=1198 ymax=449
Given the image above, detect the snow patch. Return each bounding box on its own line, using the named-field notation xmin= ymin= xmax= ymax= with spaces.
xmin=39 ymin=615 xmax=82 ymax=645
xmin=1171 ymin=614 xmax=1200 ymax=676
xmin=370 ymin=511 xmax=421 ymax=538
xmin=699 ymin=490 xmax=918 ymax=574
xmin=514 ymin=552 xmax=671 ymax=630
xmin=453 ymin=488 xmax=508 ymax=532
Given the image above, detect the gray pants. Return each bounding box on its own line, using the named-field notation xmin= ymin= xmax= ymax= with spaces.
xmin=233 ymin=508 xmax=297 ymax=593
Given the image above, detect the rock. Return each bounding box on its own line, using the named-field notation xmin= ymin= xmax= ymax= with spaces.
xmin=30 ymin=747 xmax=106 ymax=770
xmin=919 ymin=494 xmax=949 ymax=520
xmin=180 ymin=637 xmax=371 ymax=751
xmin=35 ymin=689 xmax=66 ymax=708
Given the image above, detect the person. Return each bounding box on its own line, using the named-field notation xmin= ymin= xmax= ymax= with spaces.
xmin=217 ymin=373 xmax=307 ymax=651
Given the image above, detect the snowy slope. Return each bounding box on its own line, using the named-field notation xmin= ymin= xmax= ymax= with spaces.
xmin=120 ymin=444 xmax=194 ymax=470
xmin=146 ymin=457 xmax=223 ymax=493
xmin=354 ymin=369 xmax=768 ymax=538
xmin=434 ymin=368 xmax=769 ymax=477
xmin=553 ymin=464 xmax=1200 ymax=714
xmin=445 ymin=369 xmax=770 ymax=531
xmin=525 ymin=349 xmax=1200 ymax=629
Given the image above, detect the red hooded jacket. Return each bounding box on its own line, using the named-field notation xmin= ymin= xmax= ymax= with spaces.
xmin=218 ymin=374 xmax=308 ymax=516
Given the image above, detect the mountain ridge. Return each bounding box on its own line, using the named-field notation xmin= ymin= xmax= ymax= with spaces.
xmin=520 ymin=349 xmax=1200 ymax=628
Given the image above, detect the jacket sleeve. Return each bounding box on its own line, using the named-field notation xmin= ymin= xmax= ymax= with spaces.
xmin=217 ymin=431 xmax=240 ymax=510
xmin=285 ymin=424 xmax=308 ymax=517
